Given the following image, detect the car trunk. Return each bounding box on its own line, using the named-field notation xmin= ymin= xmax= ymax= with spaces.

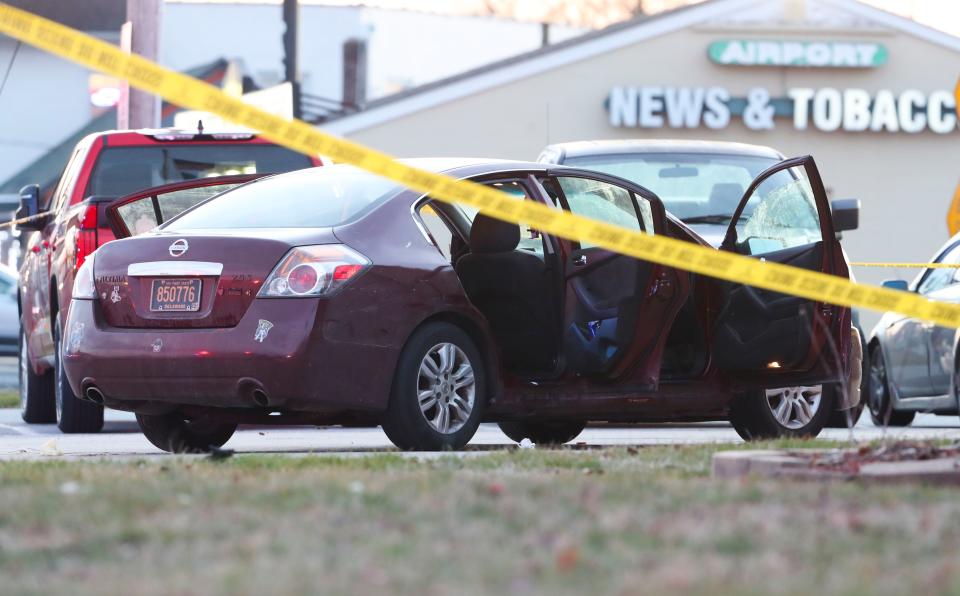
xmin=93 ymin=228 xmax=336 ymax=329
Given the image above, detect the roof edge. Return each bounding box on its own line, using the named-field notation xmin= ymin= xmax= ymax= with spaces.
xmin=319 ymin=0 xmax=960 ymax=138
xmin=320 ymin=0 xmax=757 ymax=135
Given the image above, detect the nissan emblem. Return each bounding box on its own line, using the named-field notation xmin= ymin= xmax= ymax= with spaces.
xmin=168 ymin=239 xmax=189 ymax=257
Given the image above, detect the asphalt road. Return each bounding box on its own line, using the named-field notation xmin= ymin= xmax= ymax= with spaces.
xmin=1 ymin=407 xmax=958 ymax=460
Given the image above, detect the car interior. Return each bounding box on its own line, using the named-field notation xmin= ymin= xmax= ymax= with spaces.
xmin=419 ymin=175 xmax=680 ymax=380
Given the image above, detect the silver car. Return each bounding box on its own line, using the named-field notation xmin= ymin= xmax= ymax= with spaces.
xmin=868 ymin=234 xmax=960 ymax=426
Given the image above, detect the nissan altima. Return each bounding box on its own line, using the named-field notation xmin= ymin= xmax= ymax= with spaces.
xmin=62 ymin=158 xmax=855 ymax=452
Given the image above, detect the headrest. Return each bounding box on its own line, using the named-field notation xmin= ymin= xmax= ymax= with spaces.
xmin=469 ymin=214 xmax=520 ymax=253
xmin=708 ymin=183 xmax=744 ymax=213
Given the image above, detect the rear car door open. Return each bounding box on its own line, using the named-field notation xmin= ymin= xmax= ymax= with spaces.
xmin=544 ymin=171 xmax=689 ymax=386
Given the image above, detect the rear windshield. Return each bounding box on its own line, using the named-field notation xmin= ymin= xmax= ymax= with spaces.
xmin=163 ymin=165 xmax=401 ymax=230
xmin=87 ymin=144 xmax=313 ymax=198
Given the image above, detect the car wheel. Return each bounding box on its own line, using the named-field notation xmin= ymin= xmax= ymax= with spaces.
xmin=54 ymin=313 xmax=103 ymax=433
xmin=825 ymin=401 xmax=864 ymax=428
xmin=498 ymin=421 xmax=586 ymax=445
xmin=136 ymin=413 xmax=237 ymax=453
xmin=867 ymin=346 xmax=915 ymax=427
xmin=824 ymin=383 xmax=864 ymax=428
xmin=729 ymin=384 xmax=833 ymax=441
xmin=19 ymin=325 xmax=55 ymax=423
xmin=381 ymin=322 xmax=485 ymax=451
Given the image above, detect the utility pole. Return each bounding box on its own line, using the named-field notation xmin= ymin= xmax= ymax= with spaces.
xmin=342 ymin=39 xmax=367 ymax=111
xmin=282 ymin=0 xmax=301 ymax=119
xmin=120 ymin=0 xmax=161 ymax=129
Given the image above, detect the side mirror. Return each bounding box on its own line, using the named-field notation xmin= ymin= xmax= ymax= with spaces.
xmin=831 ymin=198 xmax=859 ymax=233
xmin=15 ymin=184 xmax=49 ymax=231
xmin=882 ymin=279 xmax=910 ymax=292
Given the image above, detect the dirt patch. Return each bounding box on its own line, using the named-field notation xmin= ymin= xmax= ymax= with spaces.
xmin=800 ymin=441 xmax=960 ymax=475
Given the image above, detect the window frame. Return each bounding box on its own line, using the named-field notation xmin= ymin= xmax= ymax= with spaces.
xmin=916 ymin=240 xmax=960 ymax=295
xmin=543 ymin=173 xmax=654 ymax=251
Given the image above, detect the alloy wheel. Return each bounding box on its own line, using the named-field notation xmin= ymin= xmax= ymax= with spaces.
xmin=766 ymin=385 xmax=823 ymax=429
xmin=417 ymin=342 xmax=476 ymax=434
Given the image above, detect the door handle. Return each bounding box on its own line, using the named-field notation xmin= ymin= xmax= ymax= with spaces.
xmin=573 ymin=255 xmax=587 ymax=267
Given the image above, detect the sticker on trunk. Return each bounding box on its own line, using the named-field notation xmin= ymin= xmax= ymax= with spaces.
xmin=254 ymin=319 xmax=273 ymax=343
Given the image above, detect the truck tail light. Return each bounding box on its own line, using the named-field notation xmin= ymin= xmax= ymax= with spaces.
xmin=258 ymin=245 xmax=370 ymax=298
xmin=75 ymin=204 xmax=98 ymax=271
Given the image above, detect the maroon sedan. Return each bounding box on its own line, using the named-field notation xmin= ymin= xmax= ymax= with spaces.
xmin=63 ymin=158 xmax=852 ymax=452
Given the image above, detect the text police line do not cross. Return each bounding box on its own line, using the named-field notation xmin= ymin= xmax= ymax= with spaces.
xmin=2 ymin=3 xmax=960 ymax=328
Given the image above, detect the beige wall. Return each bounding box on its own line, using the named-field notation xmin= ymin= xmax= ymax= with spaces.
xmin=342 ymin=24 xmax=960 ymax=327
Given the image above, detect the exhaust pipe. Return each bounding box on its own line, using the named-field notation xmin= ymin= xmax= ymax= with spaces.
xmin=85 ymin=386 xmax=105 ymax=404
xmin=238 ymin=377 xmax=271 ymax=407
xmin=251 ymin=389 xmax=270 ymax=408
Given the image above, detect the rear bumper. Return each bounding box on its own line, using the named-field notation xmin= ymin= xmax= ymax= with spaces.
xmin=62 ymin=298 xmax=399 ymax=413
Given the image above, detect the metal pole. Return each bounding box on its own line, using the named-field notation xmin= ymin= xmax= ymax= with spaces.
xmin=282 ymin=0 xmax=301 ymax=119
xmin=123 ymin=0 xmax=161 ymax=128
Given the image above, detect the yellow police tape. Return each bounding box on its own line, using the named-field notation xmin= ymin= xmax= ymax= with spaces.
xmin=2 ymin=3 xmax=960 ymax=328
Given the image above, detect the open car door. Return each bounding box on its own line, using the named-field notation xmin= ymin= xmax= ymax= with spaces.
xmin=543 ymin=170 xmax=690 ymax=386
xmin=712 ymin=156 xmax=849 ymax=379
xmin=105 ymin=174 xmax=267 ymax=239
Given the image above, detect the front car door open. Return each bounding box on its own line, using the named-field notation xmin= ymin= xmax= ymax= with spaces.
xmin=712 ymin=156 xmax=849 ymax=381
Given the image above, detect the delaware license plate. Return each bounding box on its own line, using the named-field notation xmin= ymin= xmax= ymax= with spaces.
xmin=150 ymin=278 xmax=202 ymax=312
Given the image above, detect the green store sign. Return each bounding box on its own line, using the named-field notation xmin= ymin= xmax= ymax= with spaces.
xmin=708 ymin=40 xmax=888 ymax=68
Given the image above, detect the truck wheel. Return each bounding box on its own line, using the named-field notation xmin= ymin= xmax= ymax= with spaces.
xmin=19 ymin=326 xmax=54 ymax=423
xmin=136 ymin=413 xmax=237 ymax=453
xmin=381 ymin=322 xmax=485 ymax=451
xmin=729 ymin=385 xmax=834 ymax=441
xmin=498 ymin=421 xmax=585 ymax=445
xmin=54 ymin=313 xmax=103 ymax=433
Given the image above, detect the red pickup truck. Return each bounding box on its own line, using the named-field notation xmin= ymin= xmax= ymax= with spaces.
xmin=16 ymin=128 xmax=320 ymax=433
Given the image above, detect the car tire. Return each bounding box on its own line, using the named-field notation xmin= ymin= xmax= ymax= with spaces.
xmin=498 ymin=421 xmax=586 ymax=445
xmin=381 ymin=322 xmax=485 ymax=451
xmin=867 ymin=346 xmax=915 ymax=427
xmin=824 ymin=380 xmax=864 ymax=428
xmin=54 ymin=313 xmax=103 ymax=434
xmin=19 ymin=325 xmax=55 ymax=423
xmin=825 ymin=401 xmax=864 ymax=428
xmin=729 ymin=385 xmax=834 ymax=441
xmin=136 ymin=413 xmax=237 ymax=453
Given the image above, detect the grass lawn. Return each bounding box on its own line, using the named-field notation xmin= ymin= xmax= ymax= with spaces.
xmin=2 ymin=441 xmax=959 ymax=595
xmin=0 ymin=388 xmax=17 ymax=408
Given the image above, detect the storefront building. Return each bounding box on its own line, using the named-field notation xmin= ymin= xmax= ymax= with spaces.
xmin=322 ymin=0 xmax=960 ymax=323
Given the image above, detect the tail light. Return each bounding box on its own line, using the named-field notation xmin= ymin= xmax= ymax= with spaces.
xmin=75 ymin=204 xmax=98 ymax=271
xmin=73 ymin=251 xmax=97 ymax=300
xmin=258 ymin=245 xmax=370 ymax=298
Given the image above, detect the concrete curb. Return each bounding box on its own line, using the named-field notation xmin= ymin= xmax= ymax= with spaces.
xmin=712 ymin=450 xmax=960 ymax=485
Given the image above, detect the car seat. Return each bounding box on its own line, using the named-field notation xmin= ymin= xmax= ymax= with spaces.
xmin=455 ymin=214 xmax=557 ymax=371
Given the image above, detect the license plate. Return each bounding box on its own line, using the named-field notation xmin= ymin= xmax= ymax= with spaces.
xmin=150 ymin=278 xmax=202 ymax=312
